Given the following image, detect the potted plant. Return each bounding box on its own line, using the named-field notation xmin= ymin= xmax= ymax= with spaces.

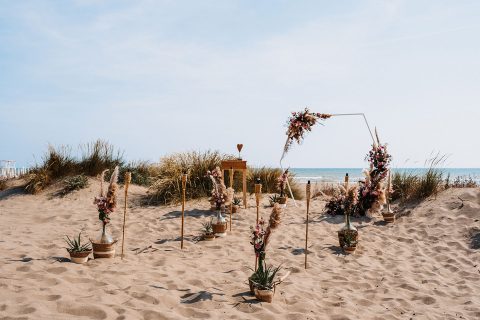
xmin=252 ymin=263 xmax=282 ymax=303
xmin=201 ymin=218 xmax=215 ymax=241
xmin=91 ymin=167 xmax=119 ymax=259
xmin=231 ymin=197 xmax=241 ymax=214
xmin=65 ymin=232 xmax=92 ymax=264
xmin=382 ymin=171 xmax=395 ymax=223
xmin=277 ymin=169 xmax=289 ymax=206
xmin=207 ymin=167 xmax=233 ymax=237
xmin=342 ymin=229 xmax=358 ymax=254
xmin=249 ymin=204 xmax=283 ymax=299
xmin=268 ymin=194 xmax=279 ymax=207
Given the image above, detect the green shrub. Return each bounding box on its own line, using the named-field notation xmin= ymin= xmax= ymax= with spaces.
xmin=61 ymin=175 xmax=89 ymax=196
xmin=391 ymin=155 xmax=446 ymax=202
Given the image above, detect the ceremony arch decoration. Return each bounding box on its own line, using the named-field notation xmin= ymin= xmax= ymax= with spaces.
xmin=279 ymin=109 xmax=379 ymax=207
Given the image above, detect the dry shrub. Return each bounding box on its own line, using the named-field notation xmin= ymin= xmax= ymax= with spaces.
xmin=79 ymin=140 xmax=124 ymax=176
xmin=148 ymin=150 xmax=233 ymax=204
xmin=0 ymin=178 xmax=7 ymax=192
xmin=24 ymin=140 xmax=124 ymax=194
xmin=246 ymin=167 xmax=303 ymax=200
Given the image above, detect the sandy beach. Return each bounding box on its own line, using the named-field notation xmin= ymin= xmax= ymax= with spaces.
xmin=0 ymin=179 xmax=479 ymax=320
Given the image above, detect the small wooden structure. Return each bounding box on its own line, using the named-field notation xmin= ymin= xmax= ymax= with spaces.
xmin=220 ymin=160 xmax=247 ymax=209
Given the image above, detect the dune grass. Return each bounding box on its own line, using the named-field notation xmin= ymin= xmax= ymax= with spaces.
xmin=24 ymin=140 xmax=124 ymax=194
xmin=391 ymin=155 xmax=446 ymax=203
xmin=146 ymin=152 xmax=303 ymax=205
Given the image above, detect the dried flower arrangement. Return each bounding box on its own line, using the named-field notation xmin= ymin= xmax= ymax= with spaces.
xmin=284 ymin=108 xmax=331 ymax=155
xmin=93 ymin=167 xmax=119 ymax=244
xmin=357 ymin=143 xmax=392 ymax=216
xmin=324 ymin=185 xmax=359 ymax=216
xmin=249 ymin=203 xmax=283 ymax=299
xmin=325 ymin=143 xmax=392 ymax=217
xmin=276 ymin=169 xmax=289 ymax=197
xmin=207 ymin=167 xmax=234 ymax=210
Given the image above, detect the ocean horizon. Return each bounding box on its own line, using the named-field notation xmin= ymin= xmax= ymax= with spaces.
xmin=290 ymin=168 xmax=480 ymax=183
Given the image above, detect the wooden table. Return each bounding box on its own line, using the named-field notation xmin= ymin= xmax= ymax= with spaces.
xmin=220 ymin=160 xmax=247 ymax=209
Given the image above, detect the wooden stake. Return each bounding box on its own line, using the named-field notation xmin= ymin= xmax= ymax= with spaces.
xmin=305 ymin=180 xmax=311 ymax=269
xmin=254 ymin=178 xmax=262 ymax=270
xmin=229 ymin=167 xmax=233 ymax=232
xmin=181 ymin=173 xmax=187 ymax=250
xmin=121 ymin=172 xmax=131 ymax=260
xmin=344 ymin=173 xmax=349 ymax=224
xmin=255 ymin=178 xmax=262 ymax=223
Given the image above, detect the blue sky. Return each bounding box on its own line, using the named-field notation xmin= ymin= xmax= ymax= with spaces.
xmin=1 ymin=0 xmax=479 ymax=168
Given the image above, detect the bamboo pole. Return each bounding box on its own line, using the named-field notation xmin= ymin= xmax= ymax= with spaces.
xmin=121 ymin=172 xmax=131 ymax=260
xmin=181 ymin=173 xmax=187 ymax=250
xmin=344 ymin=173 xmax=349 ymax=224
xmin=304 ymin=180 xmax=311 ymax=269
xmin=255 ymin=178 xmax=262 ymax=223
xmin=254 ymin=178 xmax=262 ymax=271
xmin=229 ymin=167 xmax=233 ymax=232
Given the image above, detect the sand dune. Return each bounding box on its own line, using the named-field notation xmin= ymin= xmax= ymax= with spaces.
xmin=0 ymin=180 xmax=479 ymax=319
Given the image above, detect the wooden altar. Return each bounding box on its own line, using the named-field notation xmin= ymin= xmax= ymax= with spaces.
xmin=220 ymin=160 xmax=247 ymax=209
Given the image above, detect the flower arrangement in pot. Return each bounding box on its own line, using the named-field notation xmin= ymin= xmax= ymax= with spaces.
xmin=207 ymin=167 xmax=233 ymax=236
xmin=65 ymin=232 xmax=92 ymax=264
xmin=277 ymin=169 xmax=289 ymax=206
xmin=201 ymin=218 xmax=215 ymax=241
xmin=249 ymin=203 xmax=283 ymax=302
xmin=91 ymin=167 xmax=119 ymax=258
xmin=357 ymin=143 xmax=392 ymax=217
xmin=231 ymin=197 xmax=241 ymax=214
xmin=335 ymin=185 xmax=359 ymax=254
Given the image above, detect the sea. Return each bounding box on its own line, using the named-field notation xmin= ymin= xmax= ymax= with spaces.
xmin=290 ymin=168 xmax=480 ymax=184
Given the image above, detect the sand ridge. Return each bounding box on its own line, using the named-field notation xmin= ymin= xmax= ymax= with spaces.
xmin=0 ymin=181 xmax=479 ymax=319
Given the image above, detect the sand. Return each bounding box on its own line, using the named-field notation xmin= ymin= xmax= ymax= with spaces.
xmin=0 ymin=180 xmax=479 ymax=320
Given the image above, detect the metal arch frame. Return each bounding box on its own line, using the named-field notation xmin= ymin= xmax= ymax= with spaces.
xmin=280 ymin=113 xmax=378 ymax=207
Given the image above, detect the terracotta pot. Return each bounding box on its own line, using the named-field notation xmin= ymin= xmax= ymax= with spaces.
xmin=212 ymin=222 xmax=227 ymax=235
xmin=278 ymin=196 xmax=287 ymax=205
xmin=91 ymin=240 xmax=117 ymax=259
xmin=204 ymin=234 xmax=215 ymax=241
xmin=382 ymin=212 xmax=395 ymax=223
xmin=231 ymin=205 xmax=238 ymax=214
xmin=344 ymin=246 xmax=357 ymax=254
xmin=68 ymin=250 xmax=91 ymax=264
xmin=248 ymin=278 xmax=255 ymax=294
xmin=254 ymin=288 xmax=274 ymax=303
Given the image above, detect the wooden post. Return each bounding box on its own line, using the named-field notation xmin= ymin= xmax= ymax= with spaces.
xmin=254 ymin=178 xmax=262 ymax=271
xmin=386 ymin=169 xmax=392 ymax=212
xmin=344 ymin=173 xmax=349 ymax=224
xmin=121 ymin=172 xmax=131 ymax=260
xmin=254 ymin=178 xmax=262 ymax=223
xmin=229 ymin=167 xmax=233 ymax=232
xmin=305 ymin=180 xmax=311 ymax=269
xmin=242 ymin=169 xmax=247 ymax=209
xmin=181 ymin=173 xmax=187 ymax=249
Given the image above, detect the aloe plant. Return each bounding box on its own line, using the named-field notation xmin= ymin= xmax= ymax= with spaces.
xmin=65 ymin=233 xmax=92 ymax=253
xmin=201 ymin=218 xmax=214 ymax=235
xmin=233 ymin=197 xmax=242 ymax=206
xmin=268 ymin=194 xmax=279 ymax=207
xmin=250 ymin=263 xmax=281 ymax=290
